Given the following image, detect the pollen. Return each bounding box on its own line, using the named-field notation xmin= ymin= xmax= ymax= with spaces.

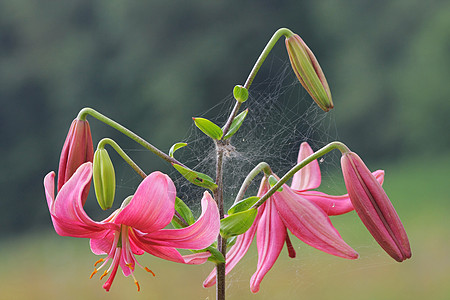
xmin=89 ymin=269 xmax=98 ymax=279
xmin=126 ymin=263 xmax=134 ymax=270
xmin=94 ymin=258 xmax=105 ymax=267
xmin=144 ymin=267 xmax=156 ymax=277
xmin=99 ymin=270 xmax=109 ymax=280
xmin=134 ymin=280 xmax=141 ymax=292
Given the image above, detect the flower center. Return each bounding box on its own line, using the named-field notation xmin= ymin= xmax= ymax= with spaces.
xmin=89 ymin=225 xmax=155 ymax=292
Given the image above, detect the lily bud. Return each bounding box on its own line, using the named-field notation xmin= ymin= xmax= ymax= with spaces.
xmin=93 ymin=148 xmax=116 ymax=210
xmin=285 ymin=34 xmax=333 ymax=111
xmin=341 ymin=152 xmax=411 ymax=262
xmin=57 ymin=118 xmax=94 ymax=204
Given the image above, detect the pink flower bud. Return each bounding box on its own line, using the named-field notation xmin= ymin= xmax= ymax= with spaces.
xmin=341 ymin=152 xmax=411 ymax=262
xmin=57 ymin=119 xmax=94 ymax=204
xmin=285 ymin=34 xmax=333 ymax=112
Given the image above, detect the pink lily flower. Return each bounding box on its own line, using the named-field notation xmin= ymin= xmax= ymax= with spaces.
xmin=341 ymin=151 xmax=411 ymax=262
xmin=57 ymin=118 xmax=94 ymax=205
xmin=44 ymin=162 xmax=220 ymax=292
xmin=205 ymin=142 xmax=384 ymax=293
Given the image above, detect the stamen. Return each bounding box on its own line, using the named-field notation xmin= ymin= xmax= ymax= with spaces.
xmin=99 ymin=270 xmax=109 ymax=280
xmin=94 ymin=258 xmax=104 ymax=267
xmin=285 ymin=234 xmax=296 ymax=258
xmin=144 ymin=267 xmax=156 ymax=277
xmin=134 ymin=280 xmax=140 ymax=292
xmin=126 ymin=263 xmax=135 ymax=271
xmin=89 ymin=269 xmax=98 ymax=279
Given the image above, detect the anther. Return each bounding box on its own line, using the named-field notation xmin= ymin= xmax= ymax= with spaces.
xmin=99 ymin=270 xmax=109 ymax=280
xmin=126 ymin=263 xmax=134 ymax=270
xmin=89 ymin=269 xmax=98 ymax=279
xmin=144 ymin=267 xmax=156 ymax=277
xmin=134 ymin=280 xmax=141 ymax=292
xmin=94 ymin=258 xmax=104 ymax=267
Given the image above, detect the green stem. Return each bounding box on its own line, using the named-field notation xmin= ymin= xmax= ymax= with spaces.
xmin=97 ymin=138 xmax=147 ymax=179
xmin=252 ymin=141 xmax=350 ymax=208
xmin=234 ymin=162 xmax=272 ymax=204
xmin=78 ymin=107 xmax=187 ymax=168
xmin=222 ymin=28 xmax=294 ymax=137
xmin=243 ymin=27 xmax=294 ymax=90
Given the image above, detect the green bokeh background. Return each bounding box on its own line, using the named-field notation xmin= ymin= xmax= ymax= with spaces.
xmin=0 ymin=1 xmax=449 ymax=299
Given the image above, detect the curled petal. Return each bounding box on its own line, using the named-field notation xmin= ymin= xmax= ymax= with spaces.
xmin=141 ymin=191 xmax=220 ymax=250
xmin=115 ymin=171 xmax=176 ymax=233
xmin=274 ymin=185 xmax=358 ymax=259
xmin=182 ymin=252 xmax=211 ymax=265
xmin=250 ymin=199 xmax=286 ymax=293
xmin=291 ymin=142 xmax=321 ymax=191
xmin=44 ymin=163 xmax=112 ymax=238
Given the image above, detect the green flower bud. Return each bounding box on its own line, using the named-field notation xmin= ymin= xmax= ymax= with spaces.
xmin=233 ymin=85 xmax=249 ymax=103
xmin=93 ymin=148 xmax=116 ymax=210
xmin=285 ymin=34 xmax=333 ymax=112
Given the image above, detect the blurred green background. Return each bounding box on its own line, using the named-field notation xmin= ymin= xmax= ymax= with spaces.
xmin=0 ymin=0 xmax=449 ymax=299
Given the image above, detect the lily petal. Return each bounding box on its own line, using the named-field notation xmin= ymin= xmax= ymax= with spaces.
xmin=274 ymin=185 xmax=358 ymax=259
xmin=298 ymin=170 xmax=384 ymax=215
xmin=44 ymin=163 xmax=111 ymax=238
xmin=115 ymin=171 xmax=176 ymax=233
xmin=291 ymin=142 xmax=321 ymax=190
xmin=140 ymin=191 xmax=220 ymax=250
xmin=250 ymin=198 xmax=286 ymax=293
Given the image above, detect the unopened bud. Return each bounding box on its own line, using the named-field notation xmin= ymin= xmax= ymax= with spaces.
xmin=93 ymin=148 xmax=116 ymax=210
xmin=285 ymin=34 xmax=333 ymax=111
xmin=233 ymin=85 xmax=249 ymax=103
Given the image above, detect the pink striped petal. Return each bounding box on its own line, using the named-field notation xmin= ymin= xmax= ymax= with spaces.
xmin=115 ymin=171 xmax=176 ymax=233
xmin=291 ymin=142 xmax=321 ymax=191
xmin=140 ymin=191 xmax=219 ymax=250
xmin=44 ymin=163 xmax=112 ymax=238
xmin=182 ymin=252 xmax=211 ymax=264
xmin=274 ymin=185 xmax=358 ymax=259
xmin=250 ymin=198 xmax=286 ymax=293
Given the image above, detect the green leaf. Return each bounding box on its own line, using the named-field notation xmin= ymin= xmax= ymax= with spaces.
xmin=223 ymin=109 xmax=248 ymax=140
xmin=226 ymin=236 xmax=237 ymax=248
xmin=220 ymin=209 xmax=258 ymax=239
xmin=169 ymin=142 xmax=187 ymax=158
xmin=268 ymin=175 xmax=284 ymax=191
xmin=205 ymin=246 xmax=226 ymax=264
xmin=171 ymin=197 xmax=195 ymax=229
xmin=227 ymin=196 xmax=260 ymax=215
xmin=172 ymin=164 xmax=218 ymax=191
xmin=193 ymin=117 xmax=223 ymax=140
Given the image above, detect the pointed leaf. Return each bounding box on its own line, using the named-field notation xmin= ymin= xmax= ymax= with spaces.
xmin=227 ymin=196 xmax=260 ymax=215
xmin=171 ymin=197 xmax=195 ymax=229
xmin=223 ymin=109 xmax=248 ymax=140
xmin=172 ymin=164 xmax=218 ymax=191
xmin=268 ymin=175 xmax=284 ymax=191
xmin=169 ymin=142 xmax=187 ymax=158
xmin=220 ymin=208 xmax=258 ymax=239
xmin=193 ymin=118 xmax=223 ymax=140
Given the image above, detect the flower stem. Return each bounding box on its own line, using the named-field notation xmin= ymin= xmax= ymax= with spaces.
xmin=213 ymin=140 xmax=227 ymax=300
xmin=97 ymin=138 xmax=147 ymax=179
xmin=252 ymin=141 xmax=350 ymax=208
xmin=221 ymin=28 xmax=294 ymax=137
xmin=234 ymin=162 xmax=272 ymax=204
xmin=78 ymin=107 xmax=187 ymax=168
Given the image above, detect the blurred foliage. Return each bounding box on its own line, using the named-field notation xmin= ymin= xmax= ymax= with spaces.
xmin=0 ymin=0 xmax=449 ymax=235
